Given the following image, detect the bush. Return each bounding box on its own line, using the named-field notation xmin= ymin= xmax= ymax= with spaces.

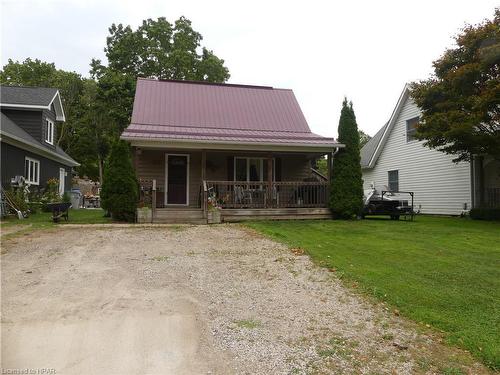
xmin=100 ymin=140 xmax=138 ymax=222
xmin=330 ymin=99 xmax=364 ymax=218
xmin=469 ymin=208 xmax=500 ymax=221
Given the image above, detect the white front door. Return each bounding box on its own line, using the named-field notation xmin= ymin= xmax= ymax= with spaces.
xmin=59 ymin=168 xmax=65 ymax=196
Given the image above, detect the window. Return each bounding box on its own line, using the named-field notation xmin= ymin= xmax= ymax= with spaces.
xmin=388 ymin=170 xmax=399 ymax=192
xmin=45 ymin=119 xmax=54 ymax=144
xmin=24 ymin=157 xmax=40 ymax=185
xmin=234 ymin=157 xmax=275 ymax=182
xmin=406 ymin=117 xmax=419 ymax=142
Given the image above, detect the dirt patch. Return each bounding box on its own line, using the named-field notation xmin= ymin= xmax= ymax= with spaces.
xmin=1 ymin=225 xmax=491 ymax=374
xmin=1 ymin=223 xmax=32 ymax=237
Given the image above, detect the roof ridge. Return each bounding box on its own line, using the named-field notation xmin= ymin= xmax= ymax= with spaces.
xmin=130 ymin=122 xmax=316 ymax=134
xmin=0 ymin=84 xmax=58 ymax=91
xmin=137 ymin=77 xmax=279 ymax=90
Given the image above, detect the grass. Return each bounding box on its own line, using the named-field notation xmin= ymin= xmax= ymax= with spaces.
xmin=1 ymin=209 xmax=112 ymax=239
xmin=246 ymin=216 xmax=500 ymax=369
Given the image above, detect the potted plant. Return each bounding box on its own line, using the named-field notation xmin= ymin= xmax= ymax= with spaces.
xmin=207 ymin=194 xmax=222 ymax=224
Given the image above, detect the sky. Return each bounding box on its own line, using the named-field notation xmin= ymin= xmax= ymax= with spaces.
xmin=1 ymin=0 xmax=497 ymax=139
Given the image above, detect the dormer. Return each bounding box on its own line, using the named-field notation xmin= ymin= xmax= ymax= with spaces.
xmin=0 ymin=86 xmax=65 ymax=150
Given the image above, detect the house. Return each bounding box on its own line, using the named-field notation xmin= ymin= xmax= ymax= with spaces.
xmin=0 ymin=86 xmax=79 ymax=194
xmin=121 ymin=78 xmax=342 ymax=223
xmin=360 ymin=84 xmax=500 ymax=215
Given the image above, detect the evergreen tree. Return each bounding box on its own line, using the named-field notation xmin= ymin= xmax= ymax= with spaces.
xmin=101 ymin=140 xmax=138 ymax=221
xmin=330 ymin=99 xmax=364 ymax=218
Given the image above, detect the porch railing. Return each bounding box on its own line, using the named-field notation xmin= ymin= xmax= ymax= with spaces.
xmin=203 ymin=180 xmax=329 ymax=210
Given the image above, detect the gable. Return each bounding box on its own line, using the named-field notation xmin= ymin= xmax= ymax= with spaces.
xmin=361 ymin=84 xmax=411 ymax=169
xmin=0 ymin=85 xmax=65 ymax=121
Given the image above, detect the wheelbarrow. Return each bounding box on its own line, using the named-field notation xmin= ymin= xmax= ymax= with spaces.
xmin=45 ymin=202 xmax=72 ymax=223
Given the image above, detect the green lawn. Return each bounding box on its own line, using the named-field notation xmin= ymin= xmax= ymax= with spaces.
xmin=246 ymin=216 xmax=500 ymax=369
xmin=1 ymin=208 xmax=111 ymax=233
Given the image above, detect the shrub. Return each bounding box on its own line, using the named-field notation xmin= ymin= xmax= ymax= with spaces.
xmin=100 ymin=140 xmax=138 ymax=222
xmin=330 ymin=99 xmax=364 ymax=219
xmin=469 ymin=208 xmax=500 ymax=221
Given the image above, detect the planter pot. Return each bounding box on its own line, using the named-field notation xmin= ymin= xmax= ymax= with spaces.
xmin=207 ymin=209 xmax=222 ymax=224
xmin=137 ymin=207 xmax=152 ymax=223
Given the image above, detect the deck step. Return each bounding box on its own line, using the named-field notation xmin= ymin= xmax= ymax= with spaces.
xmin=153 ymin=217 xmax=207 ymax=224
xmin=153 ymin=209 xmax=205 ymax=224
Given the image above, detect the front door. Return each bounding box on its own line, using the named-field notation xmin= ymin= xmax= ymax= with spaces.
xmin=165 ymin=154 xmax=189 ymax=205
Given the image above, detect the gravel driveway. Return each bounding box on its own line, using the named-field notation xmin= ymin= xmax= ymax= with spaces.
xmin=1 ymin=225 xmax=489 ymax=374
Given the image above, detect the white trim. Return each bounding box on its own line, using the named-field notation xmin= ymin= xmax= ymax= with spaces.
xmin=367 ymin=84 xmax=410 ymax=169
xmin=122 ymin=136 xmax=343 ymax=153
xmin=0 ymin=103 xmax=49 ymax=110
xmin=45 ymin=118 xmax=54 ymax=145
xmin=0 ymin=131 xmax=80 ymax=166
xmin=234 ymin=157 xmax=275 ymax=182
xmin=25 ymin=157 xmax=40 ymax=185
xmin=165 ymin=153 xmax=190 ymax=206
xmin=59 ymin=168 xmax=66 ymax=195
xmin=48 ymin=90 xmax=66 ymax=122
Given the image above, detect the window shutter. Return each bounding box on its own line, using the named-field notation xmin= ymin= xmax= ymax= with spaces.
xmin=275 ymin=158 xmax=282 ymax=181
xmin=227 ymin=156 xmax=234 ymax=181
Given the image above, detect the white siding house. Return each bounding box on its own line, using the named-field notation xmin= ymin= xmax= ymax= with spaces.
xmin=361 ymin=85 xmax=472 ymax=215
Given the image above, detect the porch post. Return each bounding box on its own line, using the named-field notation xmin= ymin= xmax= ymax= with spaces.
xmin=327 ymin=152 xmax=332 ymax=183
xmin=267 ymin=155 xmax=273 ymax=208
xmin=201 ymin=150 xmax=207 ymax=213
xmin=201 ymin=150 xmax=206 ymax=181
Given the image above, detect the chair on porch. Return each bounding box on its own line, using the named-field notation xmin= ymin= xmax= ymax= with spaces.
xmin=234 ymin=185 xmax=253 ymax=206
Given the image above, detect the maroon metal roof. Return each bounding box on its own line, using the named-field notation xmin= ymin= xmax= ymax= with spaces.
xmin=122 ymin=78 xmax=336 ymax=146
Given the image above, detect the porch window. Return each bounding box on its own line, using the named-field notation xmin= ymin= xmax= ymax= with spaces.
xmin=388 ymin=170 xmax=399 ymax=192
xmin=25 ymin=157 xmax=40 ymax=185
xmin=234 ymin=157 xmax=275 ymax=182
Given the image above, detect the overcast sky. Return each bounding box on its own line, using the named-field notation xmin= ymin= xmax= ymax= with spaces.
xmin=1 ymin=0 xmax=497 ymax=138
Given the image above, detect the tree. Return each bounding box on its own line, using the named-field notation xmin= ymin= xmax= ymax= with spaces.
xmin=100 ymin=140 xmax=138 ymax=221
xmin=91 ymin=16 xmax=230 ymax=132
xmin=359 ymin=130 xmax=372 ymax=148
xmin=410 ymin=9 xmax=500 ymax=162
xmin=0 ymin=58 xmax=102 ymax=180
xmin=330 ymin=99 xmax=364 ymax=218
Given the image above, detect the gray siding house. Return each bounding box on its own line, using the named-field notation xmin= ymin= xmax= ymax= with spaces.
xmin=121 ymin=78 xmax=342 ymax=223
xmin=0 ymin=86 xmax=79 ymax=193
xmin=360 ymin=84 xmax=499 ymax=215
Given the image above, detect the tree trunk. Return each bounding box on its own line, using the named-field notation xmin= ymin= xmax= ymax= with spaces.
xmin=98 ymin=154 xmax=104 ymax=184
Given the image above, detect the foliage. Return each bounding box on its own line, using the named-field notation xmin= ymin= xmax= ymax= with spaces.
xmin=315 ymin=157 xmax=328 ymax=177
xmin=247 ymin=216 xmax=500 ymax=369
xmin=90 ymin=16 xmax=230 ymax=137
xmin=358 ymin=130 xmax=372 ymax=148
xmin=330 ymin=99 xmax=364 ymax=218
xmin=470 ymin=207 xmax=500 ymax=220
xmin=100 ymin=140 xmax=138 ymax=222
xmin=4 ymin=188 xmax=29 ymax=212
xmin=62 ymin=192 xmax=71 ymax=203
xmin=410 ymin=9 xmax=500 ymax=162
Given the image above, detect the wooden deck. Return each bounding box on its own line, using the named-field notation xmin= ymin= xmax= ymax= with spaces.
xmin=150 ymin=207 xmax=332 ymax=224
xmin=220 ymin=208 xmax=332 ymax=222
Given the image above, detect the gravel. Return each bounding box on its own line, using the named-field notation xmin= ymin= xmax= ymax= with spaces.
xmin=1 ymin=224 xmax=489 ymax=374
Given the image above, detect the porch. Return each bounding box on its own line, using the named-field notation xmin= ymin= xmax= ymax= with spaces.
xmin=134 ymin=148 xmax=333 ymax=223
